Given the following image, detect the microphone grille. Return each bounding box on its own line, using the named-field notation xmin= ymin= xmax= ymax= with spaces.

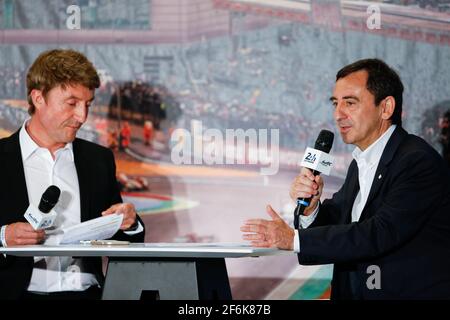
xmin=38 ymin=185 xmax=61 ymax=213
xmin=314 ymin=130 xmax=334 ymax=154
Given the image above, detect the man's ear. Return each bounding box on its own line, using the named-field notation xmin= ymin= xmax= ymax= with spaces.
xmin=381 ymin=96 xmax=395 ymax=121
xmin=30 ymin=89 xmax=46 ymax=111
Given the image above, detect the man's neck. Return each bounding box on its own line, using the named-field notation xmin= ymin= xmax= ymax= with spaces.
xmin=26 ymin=117 xmax=65 ymax=159
xmin=357 ymin=122 xmax=393 ymax=151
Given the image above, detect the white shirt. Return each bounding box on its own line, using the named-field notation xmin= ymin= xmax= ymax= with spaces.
xmin=294 ymin=125 xmax=397 ymax=252
xmin=19 ymin=120 xmax=100 ymax=292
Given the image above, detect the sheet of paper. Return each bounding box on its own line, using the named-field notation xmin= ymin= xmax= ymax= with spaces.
xmin=59 ymin=213 xmax=123 ymax=244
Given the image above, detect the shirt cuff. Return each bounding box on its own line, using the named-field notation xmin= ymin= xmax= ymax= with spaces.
xmin=294 ymin=229 xmax=300 ymax=253
xmin=294 ymin=203 xmax=320 ymax=253
xmin=123 ymin=221 xmax=144 ymax=235
xmin=299 ymin=203 xmax=320 ymax=229
xmin=0 ymin=225 xmax=7 ymax=247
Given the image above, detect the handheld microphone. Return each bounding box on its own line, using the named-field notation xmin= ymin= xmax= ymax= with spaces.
xmin=294 ymin=130 xmax=334 ymax=229
xmin=24 ymin=185 xmax=61 ymax=230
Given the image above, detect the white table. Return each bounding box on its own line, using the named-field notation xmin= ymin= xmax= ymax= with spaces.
xmin=1 ymin=243 xmax=290 ymax=300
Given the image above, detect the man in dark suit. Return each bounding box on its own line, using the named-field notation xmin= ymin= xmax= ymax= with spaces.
xmin=0 ymin=49 xmax=145 ymax=300
xmin=241 ymin=59 xmax=450 ymax=299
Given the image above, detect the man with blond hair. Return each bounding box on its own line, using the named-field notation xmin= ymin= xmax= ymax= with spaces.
xmin=0 ymin=49 xmax=145 ymax=300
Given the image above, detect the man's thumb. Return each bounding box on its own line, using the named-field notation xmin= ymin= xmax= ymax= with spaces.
xmin=266 ymin=205 xmax=281 ymax=221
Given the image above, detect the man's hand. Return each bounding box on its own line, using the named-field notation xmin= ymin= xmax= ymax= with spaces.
xmin=5 ymin=222 xmax=45 ymax=246
xmin=289 ymin=167 xmax=323 ymax=216
xmin=102 ymin=203 xmax=137 ymax=230
xmin=240 ymin=205 xmax=295 ymax=250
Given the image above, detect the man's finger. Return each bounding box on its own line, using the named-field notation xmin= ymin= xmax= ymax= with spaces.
xmin=17 ymin=238 xmax=42 ymax=246
xmin=120 ymin=220 xmax=134 ymax=230
xmin=21 ymin=227 xmax=45 ymax=234
xmin=250 ymin=240 xmax=271 ymax=248
xmin=20 ymin=231 xmax=43 ymax=238
xmin=298 ymin=176 xmax=316 ymax=188
xmin=102 ymin=208 xmax=115 ymax=215
xmin=293 ymin=186 xmax=316 ymax=198
xmin=18 ymin=231 xmax=45 ymax=240
xmin=17 ymin=223 xmax=38 ymax=233
xmin=102 ymin=204 xmax=123 ymax=215
xmin=16 ymin=227 xmax=44 ymax=238
xmin=240 ymin=224 xmax=267 ymax=233
xmin=244 ymin=219 xmax=268 ymax=225
xmin=102 ymin=203 xmax=126 ymax=215
xmin=266 ymin=205 xmax=281 ymax=221
xmin=242 ymin=233 xmax=265 ymax=241
xmin=301 ymin=168 xmax=315 ymax=180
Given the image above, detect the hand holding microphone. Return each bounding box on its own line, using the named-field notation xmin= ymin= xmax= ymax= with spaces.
xmin=24 ymin=185 xmax=61 ymax=230
xmin=293 ymin=130 xmax=334 ymax=229
xmin=3 ymin=186 xmax=61 ymax=246
xmin=290 ymin=167 xmax=324 ymax=216
xmin=4 ymin=222 xmax=46 ymax=246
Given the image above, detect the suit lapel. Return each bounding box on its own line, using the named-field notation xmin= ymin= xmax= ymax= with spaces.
xmin=359 ymin=126 xmax=408 ymax=221
xmin=3 ymin=130 xmax=30 ymax=218
xmin=73 ymin=139 xmax=91 ymax=222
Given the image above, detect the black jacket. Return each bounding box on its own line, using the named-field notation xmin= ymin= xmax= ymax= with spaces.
xmin=0 ymin=130 xmax=145 ymax=299
xmin=298 ymin=126 xmax=450 ymax=299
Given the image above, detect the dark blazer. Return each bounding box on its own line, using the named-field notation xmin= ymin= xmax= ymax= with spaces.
xmin=0 ymin=130 xmax=145 ymax=300
xmin=298 ymin=126 xmax=450 ymax=299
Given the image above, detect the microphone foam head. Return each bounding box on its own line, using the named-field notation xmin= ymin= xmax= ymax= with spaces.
xmin=314 ymin=130 xmax=334 ymax=154
xmin=38 ymin=185 xmax=61 ymax=213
